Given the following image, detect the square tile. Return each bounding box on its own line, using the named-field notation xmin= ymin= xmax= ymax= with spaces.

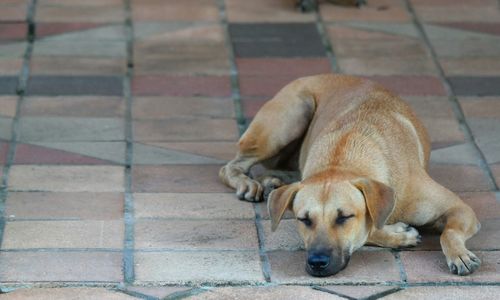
xmin=33 ymin=40 xmax=127 ymax=57
xmin=132 ymin=75 xmax=231 ymax=97
xmin=0 ymin=96 xmax=18 ymax=117
xmin=441 ymin=58 xmax=500 ymax=76
xmin=26 ymin=76 xmax=123 ymax=96
xmin=132 ymin=0 xmax=219 ymax=22
xmin=0 ymin=58 xmax=23 ymax=75
xmin=448 ymin=76 xmax=500 ymax=96
xmin=133 ymin=118 xmax=238 ymax=142
xmin=135 ymin=219 xmax=258 ymax=250
xmin=320 ymin=0 xmax=410 ymax=22
xmin=18 ymin=117 xmax=125 ymax=142
xmin=36 ymin=3 xmax=125 ymax=23
xmin=2 ymin=220 xmax=123 ymax=249
xmin=429 ymin=164 xmax=493 ymax=192
xmin=3 ymin=288 xmax=140 ymax=299
xmin=226 ymin=0 xmax=315 ymax=23
xmin=132 ymin=96 xmax=234 ymax=119
xmin=5 ymin=192 xmax=124 ymax=220
xmin=229 ymin=23 xmax=325 ymax=58
xmin=236 ymin=58 xmax=331 ymax=76
xmin=140 ymin=142 xmax=238 ymax=161
xmin=383 ymin=286 xmax=500 ymax=300
xmin=0 ymin=23 xmax=27 ymax=41
xmin=132 ymin=165 xmax=232 ymax=193
xmin=134 ymin=193 xmax=254 ymax=219
xmin=239 ymin=75 xmax=297 ymax=97
xmin=400 ymin=251 xmax=500 ymax=283
xmin=366 ymin=75 xmax=447 ymax=96
xmin=22 ymin=96 xmax=124 ymax=117
xmin=0 ymin=251 xmax=122 ymax=282
xmin=0 ymin=140 xmax=8 ymax=164
xmin=338 ymin=57 xmax=437 ymax=75
xmin=0 ymin=76 xmax=18 ymax=95
xmin=30 ymin=57 xmax=127 ymax=75
xmin=460 ymin=192 xmax=500 ymax=221
xmin=0 ymin=116 xmax=13 ymax=140
xmin=261 ymin=219 xmax=304 ymax=251
xmin=134 ymin=251 xmax=264 ymax=284
xmin=8 ymin=165 xmax=125 ymax=192
xmin=268 ymin=250 xmax=401 ymax=284
xmin=0 ymin=2 xmax=27 ymax=22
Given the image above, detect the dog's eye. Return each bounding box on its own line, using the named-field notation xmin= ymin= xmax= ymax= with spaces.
xmin=298 ymin=217 xmax=312 ymax=227
xmin=336 ymin=214 xmax=354 ymax=225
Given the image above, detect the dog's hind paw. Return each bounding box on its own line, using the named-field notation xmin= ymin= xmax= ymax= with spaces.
xmin=447 ymin=250 xmax=481 ymax=276
xmin=236 ymin=179 xmax=264 ymax=202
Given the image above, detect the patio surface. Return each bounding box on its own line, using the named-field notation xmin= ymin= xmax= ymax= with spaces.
xmin=1 ymin=0 xmax=500 ymax=299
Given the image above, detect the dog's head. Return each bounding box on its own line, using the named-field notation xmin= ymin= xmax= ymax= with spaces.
xmin=268 ymin=176 xmax=395 ymax=277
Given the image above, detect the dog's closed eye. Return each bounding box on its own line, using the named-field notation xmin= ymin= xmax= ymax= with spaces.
xmin=297 ymin=215 xmax=313 ymax=227
xmin=336 ymin=213 xmax=354 ymax=225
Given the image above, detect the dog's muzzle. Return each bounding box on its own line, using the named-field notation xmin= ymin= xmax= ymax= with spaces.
xmin=306 ymin=249 xmax=350 ymax=277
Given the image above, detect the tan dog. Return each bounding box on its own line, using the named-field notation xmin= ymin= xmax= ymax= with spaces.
xmin=219 ymin=74 xmax=480 ymax=277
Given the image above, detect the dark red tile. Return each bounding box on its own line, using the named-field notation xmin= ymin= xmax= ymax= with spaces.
xmin=0 ymin=23 xmax=27 ymax=41
xmin=132 ymin=75 xmax=231 ymax=97
xmin=366 ymin=75 xmax=447 ymax=96
xmin=236 ymin=58 xmax=331 ymax=77
xmin=36 ymin=23 xmax=102 ymax=38
xmin=239 ymin=75 xmax=296 ymax=97
xmin=429 ymin=164 xmax=493 ymax=192
xmin=241 ymin=97 xmax=267 ymax=118
xmin=14 ymin=143 xmax=115 ymax=165
xmin=0 ymin=141 xmax=8 ymax=164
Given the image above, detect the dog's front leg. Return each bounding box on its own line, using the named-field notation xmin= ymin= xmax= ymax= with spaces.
xmin=367 ymin=222 xmax=421 ymax=248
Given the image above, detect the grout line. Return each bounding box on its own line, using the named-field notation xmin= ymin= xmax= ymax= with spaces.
xmin=123 ymin=0 xmax=135 ymax=285
xmin=391 ymin=250 xmax=408 ymax=286
xmin=216 ymin=0 xmax=247 ymax=135
xmin=313 ymin=286 xmax=356 ymax=300
xmin=403 ymin=0 xmax=499 ymax=191
xmin=314 ymin=7 xmax=341 ymax=73
xmin=216 ymin=0 xmax=272 ymax=283
xmin=366 ymin=287 xmax=404 ymax=300
xmin=0 ymin=0 xmax=37 ymax=249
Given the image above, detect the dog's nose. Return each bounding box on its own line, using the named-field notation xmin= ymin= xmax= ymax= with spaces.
xmin=307 ymin=252 xmax=331 ymax=270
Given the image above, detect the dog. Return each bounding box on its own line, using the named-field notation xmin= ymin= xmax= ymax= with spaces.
xmin=219 ymin=74 xmax=481 ymax=277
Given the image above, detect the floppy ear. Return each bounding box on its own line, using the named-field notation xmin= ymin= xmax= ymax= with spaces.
xmin=268 ymin=183 xmax=301 ymax=232
xmin=351 ymin=178 xmax=395 ymax=229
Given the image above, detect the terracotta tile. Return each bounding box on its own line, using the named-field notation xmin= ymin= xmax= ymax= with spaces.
xmin=492 ymin=164 xmax=500 ymax=187
xmin=239 ymin=75 xmax=296 ymax=97
xmin=0 ymin=23 xmax=26 ymax=41
xmin=0 ymin=140 xmax=8 ymax=164
xmin=0 ymin=96 xmax=18 ymax=118
xmin=226 ymin=0 xmax=315 ymax=23
xmin=33 ymin=40 xmax=126 ymax=58
xmin=466 ymin=118 xmax=500 ymax=164
xmin=134 ymin=193 xmax=254 ymax=219
xmin=415 ymin=6 xmax=500 ymax=22
xmin=441 ymin=58 xmax=500 ymax=76
xmin=242 ymin=98 xmax=267 ymax=118
xmin=124 ymin=286 xmax=189 ymax=299
xmin=0 ymin=251 xmax=122 ymax=282
xmin=338 ymin=57 xmax=437 ymax=75
xmin=433 ymin=22 xmax=500 ymax=37
xmin=400 ymin=251 xmax=500 ymax=283
xmin=142 ymin=142 xmax=238 ymax=161
xmin=321 ymin=285 xmax=400 ymax=299
xmin=383 ymin=286 xmax=500 ymax=300
xmin=15 ymin=143 xmax=116 ymax=165
xmin=36 ymin=22 xmax=103 ymax=38
xmin=429 ymin=164 xmax=493 ymax=192
xmin=133 ymin=118 xmax=238 ymax=142
xmin=320 ymin=0 xmax=410 ymax=22
xmin=229 ymin=23 xmax=325 ymax=58
xmin=261 ymin=219 xmax=303 ymax=251
xmin=2 ymin=220 xmax=123 ymax=249
xmin=459 ymin=96 xmax=500 ymax=119
xmin=420 ymin=118 xmax=465 ymax=149
xmin=36 ymin=4 xmax=125 ymax=23
xmin=134 ymin=251 xmax=264 ymax=284
xmin=132 ymin=0 xmax=219 ymax=22
xmin=132 ymin=96 xmax=234 ymax=119
xmin=191 ymin=286 xmax=341 ymax=300
xmin=268 ymin=250 xmax=401 ymax=284
xmin=366 ymin=75 xmax=447 ymax=96
xmin=134 ymin=56 xmax=230 ymax=76
xmin=133 ymin=142 xmax=226 ymax=165
xmin=5 ymin=192 xmax=124 ymax=220
xmin=22 ymin=96 xmax=124 ymax=118
xmin=430 ymin=143 xmax=480 ymax=165
xmin=0 ymin=288 xmax=137 ymax=300
xmin=132 ymin=165 xmax=232 ymax=193
xmin=26 ymin=76 xmax=123 ymax=96
xmin=0 ymin=3 xmax=26 ymax=22
xmin=327 ymin=23 xmax=419 ymax=41
xmin=18 ymin=117 xmax=125 ymax=142
xmin=237 ymin=58 xmax=331 ymax=77
xmin=0 ymin=58 xmax=23 ymax=75
xmin=467 ymin=219 xmax=500 ymax=250
xmin=460 ymin=192 xmax=500 ymax=221
xmin=9 ymin=165 xmax=125 ymax=192
xmin=0 ymin=116 xmax=13 ymax=140
xmin=135 ymin=219 xmax=258 ymax=250
xmin=132 ymin=75 xmax=231 ymax=97
xmin=30 ymin=57 xmax=127 ymax=75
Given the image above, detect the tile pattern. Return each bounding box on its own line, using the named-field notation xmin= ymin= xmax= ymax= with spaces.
xmin=0 ymin=0 xmax=499 ymax=298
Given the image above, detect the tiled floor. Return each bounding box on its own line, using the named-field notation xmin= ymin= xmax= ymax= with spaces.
xmin=0 ymin=0 xmax=499 ymax=299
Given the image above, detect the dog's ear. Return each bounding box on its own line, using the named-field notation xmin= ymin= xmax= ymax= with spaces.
xmin=352 ymin=178 xmax=395 ymax=229
xmin=268 ymin=182 xmax=301 ymax=232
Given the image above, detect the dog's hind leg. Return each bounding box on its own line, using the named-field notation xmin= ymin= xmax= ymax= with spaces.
xmin=219 ymin=84 xmax=316 ymax=202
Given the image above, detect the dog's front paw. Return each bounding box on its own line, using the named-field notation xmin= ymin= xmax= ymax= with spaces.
xmin=236 ymin=179 xmax=263 ymax=202
xmin=447 ymin=250 xmax=481 ymax=276
xmin=389 ymin=222 xmax=421 ymax=248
